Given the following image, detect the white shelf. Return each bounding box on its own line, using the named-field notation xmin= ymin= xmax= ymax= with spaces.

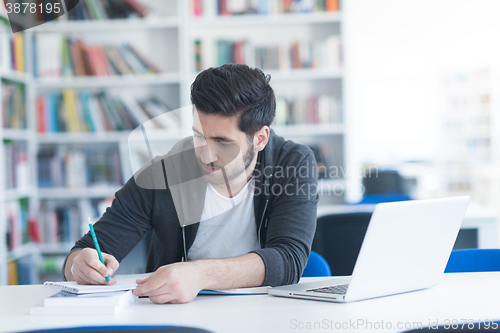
xmin=192 ymin=12 xmax=341 ymax=27
xmin=0 ymin=71 xmax=31 ymax=84
xmin=35 ymin=73 xmax=181 ymax=89
xmin=38 ymin=243 xmax=74 ymax=254
xmin=3 ymin=188 xmax=32 ymax=201
xmin=273 ymin=123 xmax=344 ymax=137
xmin=31 ymin=17 xmax=180 ymax=32
xmin=37 ymin=129 xmax=182 ymax=144
xmin=37 ymin=132 xmax=131 ymax=144
xmin=1 ymin=129 xmax=31 ymax=140
xmin=38 ymin=186 xmax=121 ymax=199
xmin=6 ymin=243 xmax=75 ymax=261
xmin=6 ymin=243 xmax=39 ymax=261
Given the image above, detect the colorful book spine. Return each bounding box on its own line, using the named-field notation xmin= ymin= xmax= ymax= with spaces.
xmin=274 ymin=95 xmax=342 ymax=126
xmin=3 ymin=141 xmax=29 ymax=190
xmin=35 ymin=37 xmax=160 ymax=78
xmin=212 ymin=0 xmax=339 ymax=15
xmin=37 ymin=145 xmax=124 ymax=189
xmin=0 ymin=19 xmax=27 ymax=73
xmin=208 ymin=37 xmax=341 ymax=70
xmin=61 ymin=0 xmax=149 ymax=21
xmin=5 ymin=198 xmax=33 ymax=252
xmin=36 ymin=91 xmax=178 ymax=134
xmin=2 ymin=80 xmax=27 ymax=129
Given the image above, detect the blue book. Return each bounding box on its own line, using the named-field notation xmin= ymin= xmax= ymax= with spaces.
xmin=32 ymin=36 xmax=37 ymax=77
xmin=80 ymin=93 xmax=95 ymax=132
xmin=50 ymin=94 xmax=60 ymax=132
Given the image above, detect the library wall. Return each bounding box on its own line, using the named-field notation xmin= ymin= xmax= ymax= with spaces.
xmin=0 ymin=0 xmax=345 ymax=285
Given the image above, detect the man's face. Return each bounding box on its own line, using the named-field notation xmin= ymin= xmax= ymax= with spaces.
xmin=192 ymin=110 xmax=255 ymax=186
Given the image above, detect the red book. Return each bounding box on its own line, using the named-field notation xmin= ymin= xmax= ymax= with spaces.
xmin=124 ymin=0 xmax=149 ymax=17
xmin=93 ymin=47 xmax=110 ymax=76
xmin=70 ymin=41 xmax=85 ymax=76
xmin=89 ymin=46 xmax=106 ymax=76
xmin=37 ymin=96 xmax=46 ymax=133
xmin=219 ymin=0 xmax=229 ymax=15
xmin=193 ymin=0 xmax=203 ymax=16
xmin=283 ymin=0 xmax=293 ymax=13
xmin=28 ymin=217 xmax=41 ymax=243
xmin=326 ymin=0 xmax=339 ymax=12
xmin=79 ymin=42 xmax=92 ymax=76
xmin=291 ymin=42 xmax=301 ymax=69
xmin=86 ymin=46 xmax=98 ymax=76
xmin=233 ymin=41 xmax=245 ymax=64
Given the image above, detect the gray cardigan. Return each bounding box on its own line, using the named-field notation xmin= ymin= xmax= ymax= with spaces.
xmin=71 ymin=129 xmax=318 ymax=286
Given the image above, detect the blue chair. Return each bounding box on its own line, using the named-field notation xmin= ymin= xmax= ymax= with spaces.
xmin=358 ymin=170 xmax=412 ymax=204
xmin=445 ymin=249 xmax=500 ymax=273
xmin=21 ymin=326 xmax=213 ymax=333
xmin=302 ymin=251 xmax=331 ymax=277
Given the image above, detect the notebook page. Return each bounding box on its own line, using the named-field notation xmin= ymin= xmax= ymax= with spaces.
xmin=44 ymin=280 xmax=138 ymax=294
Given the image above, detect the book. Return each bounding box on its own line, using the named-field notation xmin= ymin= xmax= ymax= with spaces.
xmin=2 ymin=81 xmax=27 ymax=129
xmin=207 ymin=37 xmax=340 ymax=70
xmin=272 ymin=94 xmax=341 ymax=126
xmin=113 ymin=274 xmax=268 ymax=296
xmin=200 ymin=286 xmax=268 ymax=295
xmin=212 ymin=0 xmax=339 ymax=15
xmin=30 ymin=296 xmax=135 ymax=315
xmin=35 ymin=37 xmax=160 ymax=78
xmin=44 ymin=290 xmax=135 ymax=307
xmin=37 ymin=91 xmax=175 ymax=133
xmin=59 ymin=0 xmax=149 ymax=21
xmin=44 ymin=280 xmax=138 ymax=294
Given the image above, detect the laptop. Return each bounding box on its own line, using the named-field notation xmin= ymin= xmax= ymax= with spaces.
xmin=268 ymin=196 xmax=470 ymax=303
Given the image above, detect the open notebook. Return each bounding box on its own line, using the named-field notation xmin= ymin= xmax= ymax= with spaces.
xmin=44 ymin=280 xmax=138 ymax=294
xmin=115 ymin=273 xmax=268 ymax=295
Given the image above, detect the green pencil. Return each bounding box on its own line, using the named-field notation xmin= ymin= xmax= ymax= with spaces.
xmin=88 ymin=218 xmax=110 ymax=283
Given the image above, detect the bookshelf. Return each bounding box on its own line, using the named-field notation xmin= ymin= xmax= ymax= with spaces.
xmin=439 ymin=69 xmax=493 ymax=196
xmin=0 ymin=0 xmax=346 ymax=285
xmin=189 ymin=0 xmax=345 ymax=205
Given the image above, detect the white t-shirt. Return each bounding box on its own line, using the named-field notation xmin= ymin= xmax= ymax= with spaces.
xmin=187 ymin=177 xmax=259 ymax=261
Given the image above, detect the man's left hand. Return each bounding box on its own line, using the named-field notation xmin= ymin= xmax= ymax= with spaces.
xmin=132 ymin=262 xmax=203 ymax=304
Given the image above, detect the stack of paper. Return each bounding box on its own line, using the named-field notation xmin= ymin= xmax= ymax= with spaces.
xmin=30 ymin=281 xmax=138 ymax=315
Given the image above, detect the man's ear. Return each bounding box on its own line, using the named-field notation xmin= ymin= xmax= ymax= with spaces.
xmin=254 ymin=126 xmax=270 ymax=152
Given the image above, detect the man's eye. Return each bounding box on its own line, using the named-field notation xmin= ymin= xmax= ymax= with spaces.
xmin=217 ymin=141 xmax=229 ymax=146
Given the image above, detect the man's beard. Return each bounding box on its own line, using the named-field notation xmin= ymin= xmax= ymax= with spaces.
xmin=200 ymin=143 xmax=255 ymax=186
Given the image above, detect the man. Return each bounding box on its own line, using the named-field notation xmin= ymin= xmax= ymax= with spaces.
xmin=63 ymin=64 xmax=319 ymax=304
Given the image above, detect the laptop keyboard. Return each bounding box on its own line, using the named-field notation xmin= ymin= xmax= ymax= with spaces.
xmin=307 ymin=284 xmax=349 ymax=294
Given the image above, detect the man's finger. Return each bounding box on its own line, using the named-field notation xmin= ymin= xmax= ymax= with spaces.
xmin=137 ymin=272 xmax=166 ymax=291
xmin=133 ymin=277 xmax=167 ymax=296
xmin=135 ymin=283 xmax=172 ymax=297
xmin=102 ymin=254 xmax=119 ymax=274
xmin=73 ymin=264 xmax=107 ymax=285
xmin=136 ymin=277 xmax=148 ymax=284
xmin=79 ymin=262 xmax=110 ymax=285
xmin=85 ymin=256 xmax=108 ymax=277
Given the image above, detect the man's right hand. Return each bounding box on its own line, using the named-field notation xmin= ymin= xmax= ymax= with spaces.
xmin=66 ymin=248 xmax=120 ymax=285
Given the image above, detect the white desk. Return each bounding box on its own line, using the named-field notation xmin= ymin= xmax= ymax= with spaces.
xmin=318 ymin=202 xmax=499 ymax=249
xmin=2 ymin=273 xmax=500 ymax=333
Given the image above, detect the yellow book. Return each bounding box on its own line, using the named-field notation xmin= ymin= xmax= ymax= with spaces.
xmin=63 ymin=89 xmax=82 ymax=132
xmin=14 ymin=33 xmax=24 ymax=72
xmin=8 ymin=261 xmax=18 ymax=285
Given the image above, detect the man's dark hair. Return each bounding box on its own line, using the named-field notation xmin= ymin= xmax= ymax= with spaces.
xmin=190 ymin=64 xmax=276 ymax=136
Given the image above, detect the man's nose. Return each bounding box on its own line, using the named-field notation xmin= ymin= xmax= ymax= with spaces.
xmin=200 ymin=142 xmax=217 ymax=165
